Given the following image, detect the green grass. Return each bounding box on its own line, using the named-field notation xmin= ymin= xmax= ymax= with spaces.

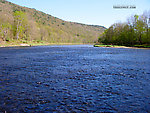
xmin=133 ymin=45 xmax=150 ymax=48
xmin=94 ymin=44 xmax=126 ymax=48
xmin=0 ymin=40 xmax=90 ymax=47
xmin=94 ymin=44 xmax=150 ymax=48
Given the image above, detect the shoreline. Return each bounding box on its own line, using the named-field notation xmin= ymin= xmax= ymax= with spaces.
xmin=94 ymin=44 xmax=150 ymax=49
xmin=0 ymin=42 xmax=93 ymax=48
xmin=1 ymin=43 xmax=150 ymax=49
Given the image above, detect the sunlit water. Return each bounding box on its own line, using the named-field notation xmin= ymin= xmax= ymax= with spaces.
xmin=0 ymin=45 xmax=150 ymax=112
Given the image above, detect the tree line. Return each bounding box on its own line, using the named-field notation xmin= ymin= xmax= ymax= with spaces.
xmin=98 ymin=11 xmax=150 ymax=46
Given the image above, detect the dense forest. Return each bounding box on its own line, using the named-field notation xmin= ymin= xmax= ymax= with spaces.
xmin=0 ymin=0 xmax=106 ymax=45
xmin=98 ymin=11 xmax=150 ymax=46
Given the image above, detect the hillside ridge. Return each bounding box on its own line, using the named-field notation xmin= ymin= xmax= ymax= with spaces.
xmin=0 ymin=0 xmax=106 ymax=44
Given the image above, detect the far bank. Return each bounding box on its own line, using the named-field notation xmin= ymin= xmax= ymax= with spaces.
xmin=94 ymin=44 xmax=150 ymax=49
xmin=0 ymin=41 xmax=93 ymax=47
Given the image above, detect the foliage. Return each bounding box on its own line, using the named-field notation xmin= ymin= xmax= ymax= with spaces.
xmin=98 ymin=11 xmax=150 ymax=46
xmin=13 ymin=11 xmax=29 ymax=40
xmin=0 ymin=23 xmax=12 ymax=41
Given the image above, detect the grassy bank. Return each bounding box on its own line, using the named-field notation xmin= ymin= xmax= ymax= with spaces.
xmin=94 ymin=44 xmax=150 ymax=49
xmin=94 ymin=44 xmax=127 ymax=48
xmin=0 ymin=41 xmax=92 ymax=47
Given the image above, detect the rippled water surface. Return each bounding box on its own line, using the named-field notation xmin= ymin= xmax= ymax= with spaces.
xmin=0 ymin=45 xmax=150 ymax=112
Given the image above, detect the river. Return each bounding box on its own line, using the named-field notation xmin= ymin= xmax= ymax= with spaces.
xmin=0 ymin=45 xmax=150 ymax=112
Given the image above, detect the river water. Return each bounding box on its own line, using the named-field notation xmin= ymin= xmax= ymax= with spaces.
xmin=0 ymin=45 xmax=150 ymax=112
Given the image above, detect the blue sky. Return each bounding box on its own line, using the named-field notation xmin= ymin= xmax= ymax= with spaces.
xmin=7 ymin=0 xmax=150 ymax=28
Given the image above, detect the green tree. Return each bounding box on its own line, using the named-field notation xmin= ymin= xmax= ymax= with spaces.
xmin=13 ymin=11 xmax=29 ymax=40
xmin=99 ymin=11 xmax=150 ymax=46
xmin=0 ymin=23 xmax=11 ymax=41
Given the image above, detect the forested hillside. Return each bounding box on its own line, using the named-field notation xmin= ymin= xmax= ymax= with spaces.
xmin=0 ymin=0 xmax=106 ymax=45
xmin=98 ymin=11 xmax=150 ymax=46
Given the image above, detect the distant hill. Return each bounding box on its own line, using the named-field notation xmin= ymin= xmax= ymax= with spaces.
xmin=0 ymin=0 xmax=106 ymax=44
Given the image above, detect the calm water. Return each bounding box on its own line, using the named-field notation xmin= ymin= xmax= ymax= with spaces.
xmin=0 ymin=45 xmax=150 ymax=112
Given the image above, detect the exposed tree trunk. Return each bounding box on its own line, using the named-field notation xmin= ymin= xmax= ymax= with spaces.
xmin=16 ymin=22 xmax=19 ymax=40
xmin=3 ymin=29 xmax=7 ymax=41
xmin=16 ymin=21 xmax=22 ymax=40
xmin=139 ymin=33 xmax=142 ymax=45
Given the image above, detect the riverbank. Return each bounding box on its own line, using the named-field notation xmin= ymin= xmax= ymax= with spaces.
xmin=94 ymin=44 xmax=150 ymax=49
xmin=0 ymin=41 xmax=92 ymax=47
